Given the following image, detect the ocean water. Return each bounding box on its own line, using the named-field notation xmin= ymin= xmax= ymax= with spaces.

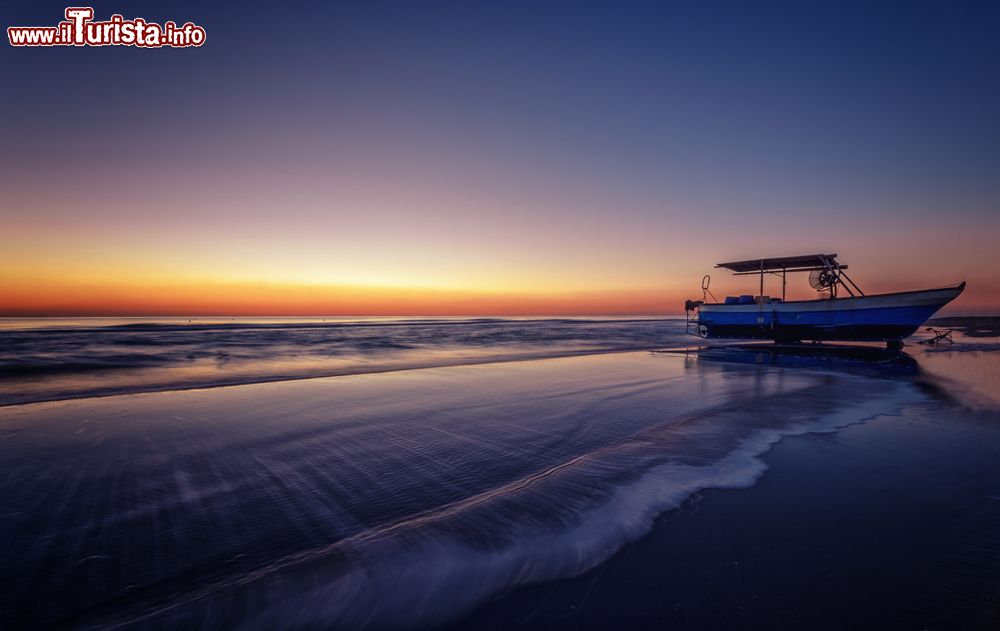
xmin=0 ymin=318 xmax=997 ymax=629
xmin=0 ymin=317 xmax=686 ymax=405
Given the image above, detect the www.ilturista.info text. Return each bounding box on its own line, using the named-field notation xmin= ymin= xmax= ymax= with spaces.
xmin=8 ymin=7 xmax=205 ymax=48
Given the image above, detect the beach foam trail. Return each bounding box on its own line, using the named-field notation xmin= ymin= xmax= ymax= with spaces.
xmin=0 ymin=352 xmax=924 ymax=629
xmin=0 ymin=317 xmax=687 ymax=405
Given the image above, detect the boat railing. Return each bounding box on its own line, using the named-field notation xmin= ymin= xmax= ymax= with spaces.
xmin=684 ymin=299 xmax=705 ymax=337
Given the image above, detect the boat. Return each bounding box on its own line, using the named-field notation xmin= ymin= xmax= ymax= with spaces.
xmin=684 ymin=254 xmax=965 ymax=349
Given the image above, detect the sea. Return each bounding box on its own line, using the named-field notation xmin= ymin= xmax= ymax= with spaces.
xmin=1 ymin=317 xmax=998 ymax=629
xmin=0 ymin=316 xmax=687 ymax=406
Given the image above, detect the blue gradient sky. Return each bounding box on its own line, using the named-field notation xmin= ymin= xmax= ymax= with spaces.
xmin=2 ymin=1 xmax=999 ymax=314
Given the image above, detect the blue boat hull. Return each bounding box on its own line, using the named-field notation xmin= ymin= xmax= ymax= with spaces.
xmin=696 ymin=283 xmax=965 ymax=342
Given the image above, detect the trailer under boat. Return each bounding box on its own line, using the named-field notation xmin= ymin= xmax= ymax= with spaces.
xmin=684 ymin=254 xmax=965 ymax=350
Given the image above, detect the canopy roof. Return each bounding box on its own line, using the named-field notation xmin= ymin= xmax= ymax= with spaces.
xmin=715 ymin=253 xmax=842 ymax=273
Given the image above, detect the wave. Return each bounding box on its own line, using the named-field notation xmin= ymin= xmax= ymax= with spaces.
xmin=230 ymin=382 xmax=920 ymax=630
xmin=0 ymin=318 xmax=689 ymax=405
xmin=16 ymin=365 xmax=920 ymax=630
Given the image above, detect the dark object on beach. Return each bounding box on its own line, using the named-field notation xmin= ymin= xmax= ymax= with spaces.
xmin=684 ymin=253 xmax=964 ymax=350
xmin=927 ymin=316 xmax=1000 ymax=337
xmin=918 ymin=327 xmax=955 ymax=345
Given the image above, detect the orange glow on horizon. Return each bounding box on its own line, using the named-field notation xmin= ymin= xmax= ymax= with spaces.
xmin=0 ymin=277 xmax=682 ymax=316
xmin=2 ymin=275 xmax=997 ymax=316
xmin=3 ymin=204 xmax=998 ymax=316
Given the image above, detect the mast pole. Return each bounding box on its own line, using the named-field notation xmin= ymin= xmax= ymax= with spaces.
xmin=759 ymin=260 xmax=764 ymax=298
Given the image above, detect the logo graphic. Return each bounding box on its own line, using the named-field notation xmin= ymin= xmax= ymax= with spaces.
xmin=8 ymin=7 xmax=206 ymax=48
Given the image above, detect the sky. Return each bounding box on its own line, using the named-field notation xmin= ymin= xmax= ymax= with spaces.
xmin=2 ymin=0 xmax=999 ymax=315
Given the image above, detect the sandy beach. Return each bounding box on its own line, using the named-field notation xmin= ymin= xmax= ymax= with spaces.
xmin=2 ymin=318 xmax=998 ymax=629
xmin=458 ymin=374 xmax=1000 ymax=630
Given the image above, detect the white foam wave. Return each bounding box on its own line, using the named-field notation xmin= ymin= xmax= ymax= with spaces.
xmin=99 ymin=380 xmax=922 ymax=630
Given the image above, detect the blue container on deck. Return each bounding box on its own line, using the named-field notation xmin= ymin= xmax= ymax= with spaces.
xmin=724 ymin=296 xmax=739 ymax=305
xmin=738 ymin=295 xmax=755 ymax=305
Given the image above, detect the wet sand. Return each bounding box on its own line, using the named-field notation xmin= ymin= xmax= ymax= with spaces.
xmin=1 ymin=329 xmax=999 ymax=629
xmin=455 ymin=384 xmax=1000 ymax=630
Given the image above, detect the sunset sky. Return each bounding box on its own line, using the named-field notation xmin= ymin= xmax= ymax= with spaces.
xmin=3 ymin=1 xmax=999 ymax=315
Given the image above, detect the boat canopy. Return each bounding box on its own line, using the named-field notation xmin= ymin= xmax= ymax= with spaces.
xmin=715 ymin=253 xmax=844 ymax=274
